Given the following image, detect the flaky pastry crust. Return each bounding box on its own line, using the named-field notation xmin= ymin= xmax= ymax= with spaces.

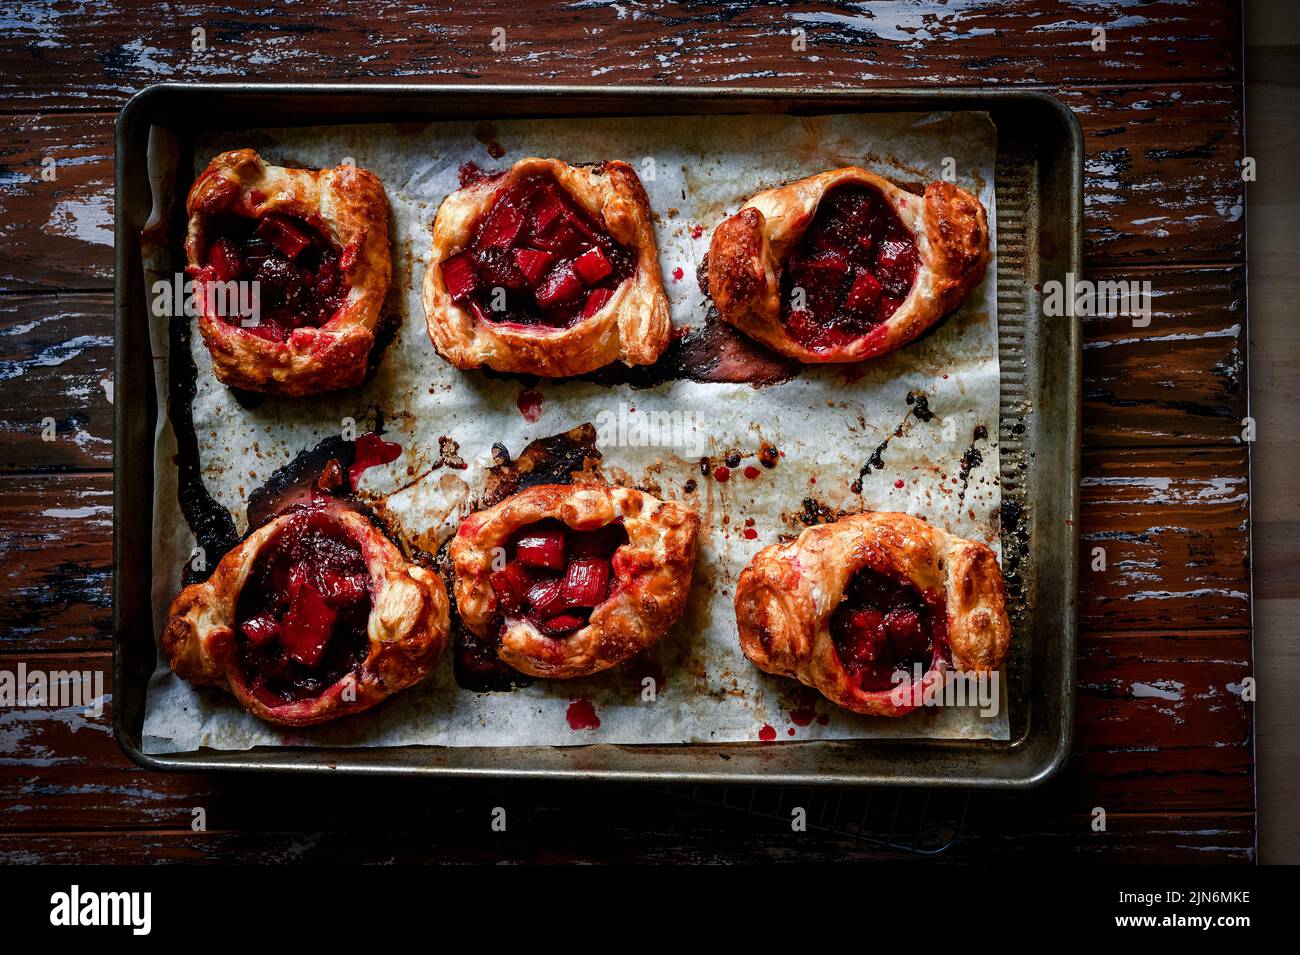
xmin=162 ymin=500 xmax=449 ymax=726
xmin=184 ymin=149 xmax=392 ymax=396
xmin=708 ymin=167 xmax=989 ymax=364
xmin=450 ymin=483 xmax=699 ymax=679
xmin=735 ymin=512 xmax=1010 ymax=717
xmin=423 ymin=158 xmax=670 ymax=377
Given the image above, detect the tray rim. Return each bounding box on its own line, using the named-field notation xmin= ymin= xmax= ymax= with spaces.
xmin=113 ymin=81 xmax=1082 ymax=788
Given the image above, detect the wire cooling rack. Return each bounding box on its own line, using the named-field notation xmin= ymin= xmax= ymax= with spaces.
xmin=665 ymin=785 xmax=969 ymax=855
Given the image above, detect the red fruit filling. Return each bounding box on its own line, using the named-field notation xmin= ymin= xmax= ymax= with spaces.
xmin=347 ymin=432 xmax=402 ymax=490
xmin=780 ymin=184 xmax=918 ymax=352
xmin=829 ymin=568 xmax=947 ymax=693
xmin=234 ymin=508 xmax=372 ymax=705
xmin=441 ymin=173 xmax=636 ymax=330
xmin=199 ymin=213 xmax=349 ymax=343
xmin=488 ymin=519 xmax=628 ymax=637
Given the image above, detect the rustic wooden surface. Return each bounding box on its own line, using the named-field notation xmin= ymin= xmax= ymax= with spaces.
xmin=0 ymin=0 xmax=1253 ymax=862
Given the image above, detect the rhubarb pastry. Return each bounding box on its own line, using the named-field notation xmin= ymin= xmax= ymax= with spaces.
xmin=423 ymin=158 xmax=670 ymax=378
xmin=184 ymin=149 xmax=392 ymax=395
xmin=449 ymin=483 xmax=699 ymax=679
xmin=163 ymin=500 xmax=449 ymax=726
xmin=708 ymin=167 xmax=989 ymax=363
xmin=734 ymin=512 xmax=1009 ymax=717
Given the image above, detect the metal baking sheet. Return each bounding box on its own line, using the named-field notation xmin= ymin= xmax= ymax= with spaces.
xmin=114 ymin=84 xmax=1081 ymax=787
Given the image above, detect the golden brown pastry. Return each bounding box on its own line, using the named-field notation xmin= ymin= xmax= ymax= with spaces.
xmin=423 ymin=158 xmax=670 ymax=378
xmin=163 ymin=499 xmax=449 ymax=726
xmin=184 ymin=149 xmax=392 ymax=395
xmin=735 ymin=512 xmax=1009 ymax=717
xmin=449 ymin=483 xmax=699 ymax=679
xmin=708 ymin=167 xmax=988 ymax=364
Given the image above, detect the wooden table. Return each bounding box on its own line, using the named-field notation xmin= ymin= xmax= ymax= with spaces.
xmin=0 ymin=1 xmax=1252 ymax=862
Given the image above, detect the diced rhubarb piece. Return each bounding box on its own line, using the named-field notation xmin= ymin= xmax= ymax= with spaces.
xmin=241 ymin=612 xmax=280 ymax=648
xmin=573 ymin=246 xmax=613 ymax=284
xmin=538 ymin=613 xmax=586 ymax=636
xmin=515 ymin=528 xmax=566 ymax=570
xmin=490 ymin=562 xmax=532 ymax=615
xmin=534 ymin=263 xmax=584 ymax=308
xmin=844 ymin=270 xmax=883 ymax=314
xmin=512 ymin=247 xmax=555 ymax=286
xmin=812 ymin=232 xmax=852 ymax=258
xmin=567 ymin=523 xmax=623 ymax=559
xmin=876 ymin=237 xmax=913 ymax=271
xmin=320 ymin=571 xmax=369 ymax=608
xmin=278 ymin=579 xmax=338 ymax=668
xmin=315 ymin=259 xmax=341 ymax=298
xmin=581 ymin=287 xmax=613 ymax=318
xmin=479 ymin=200 xmax=525 ymax=249
xmin=562 ymin=558 xmax=611 ymax=608
xmin=533 ymin=186 xmax=573 ymax=234
xmin=441 ymin=250 xmax=478 ymax=301
xmin=255 ymin=214 xmax=313 ymax=261
xmin=533 ymin=223 xmax=585 ymax=256
xmin=474 ymin=248 xmax=526 ymax=290
xmin=526 ymin=576 xmax=567 ymax=617
xmin=207 ymin=238 xmax=245 ymax=281
xmin=804 ymin=249 xmax=850 ymax=274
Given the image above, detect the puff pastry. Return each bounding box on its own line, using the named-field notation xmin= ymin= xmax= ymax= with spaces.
xmin=708 ymin=167 xmax=989 ymax=364
xmin=163 ymin=499 xmax=449 ymax=726
xmin=184 ymin=149 xmax=392 ymax=396
xmin=450 ymin=483 xmax=699 ymax=679
xmin=735 ymin=512 xmax=1009 ymax=717
xmin=423 ymin=158 xmax=670 ymax=378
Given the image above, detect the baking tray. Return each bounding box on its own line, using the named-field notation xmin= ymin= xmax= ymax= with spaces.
xmin=113 ymin=83 xmax=1081 ymax=788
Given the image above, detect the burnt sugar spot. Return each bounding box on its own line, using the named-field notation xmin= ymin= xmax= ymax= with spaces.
xmin=849 ymin=390 xmax=938 ymax=494
xmin=957 ymin=424 xmax=991 ymax=506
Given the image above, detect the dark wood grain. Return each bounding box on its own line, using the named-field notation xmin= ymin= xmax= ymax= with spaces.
xmin=0 ymin=294 xmax=114 ymax=471
xmin=1079 ymin=446 xmax=1250 ymax=631
xmin=1083 ymin=266 xmax=1245 ymax=447
xmin=0 ymin=1 xmax=1241 ymax=113
xmin=0 ymin=474 xmax=112 ymax=650
xmin=1065 ymin=84 xmax=1245 ymax=266
xmin=0 ymin=113 xmax=114 ymax=292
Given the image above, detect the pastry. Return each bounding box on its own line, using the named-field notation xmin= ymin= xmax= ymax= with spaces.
xmin=708 ymin=167 xmax=988 ymax=363
xmin=423 ymin=158 xmax=670 ymax=377
xmin=449 ymin=483 xmax=699 ymax=679
xmin=163 ymin=499 xmax=449 ymax=726
xmin=184 ymin=149 xmax=392 ymax=395
xmin=734 ymin=512 xmax=1009 ymax=717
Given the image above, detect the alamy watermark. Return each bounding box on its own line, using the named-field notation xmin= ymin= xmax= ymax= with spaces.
xmin=0 ymin=663 xmax=105 ymax=718
xmin=890 ymin=666 xmax=1000 ymax=717
xmin=151 ymin=272 xmax=262 ymax=326
xmin=594 ymin=402 xmax=709 ymax=457
xmin=1042 ymin=272 xmax=1152 ymax=327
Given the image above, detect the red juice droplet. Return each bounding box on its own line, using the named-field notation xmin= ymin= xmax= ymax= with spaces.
xmin=743 ymin=465 xmax=760 ymax=479
xmin=671 ymin=266 xmax=684 ymax=282
xmin=348 ymin=433 xmax=402 ymax=490
xmin=789 ymin=707 xmax=818 ymax=727
xmin=713 ymin=465 xmax=730 ymax=483
xmin=517 ymin=387 xmax=543 ymax=423
xmin=758 ymin=724 xmax=777 ymax=742
xmin=566 ymin=698 xmax=600 ymax=731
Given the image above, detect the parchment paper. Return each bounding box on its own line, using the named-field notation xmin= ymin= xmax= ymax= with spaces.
xmin=142 ymin=110 xmax=1004 ymax=753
